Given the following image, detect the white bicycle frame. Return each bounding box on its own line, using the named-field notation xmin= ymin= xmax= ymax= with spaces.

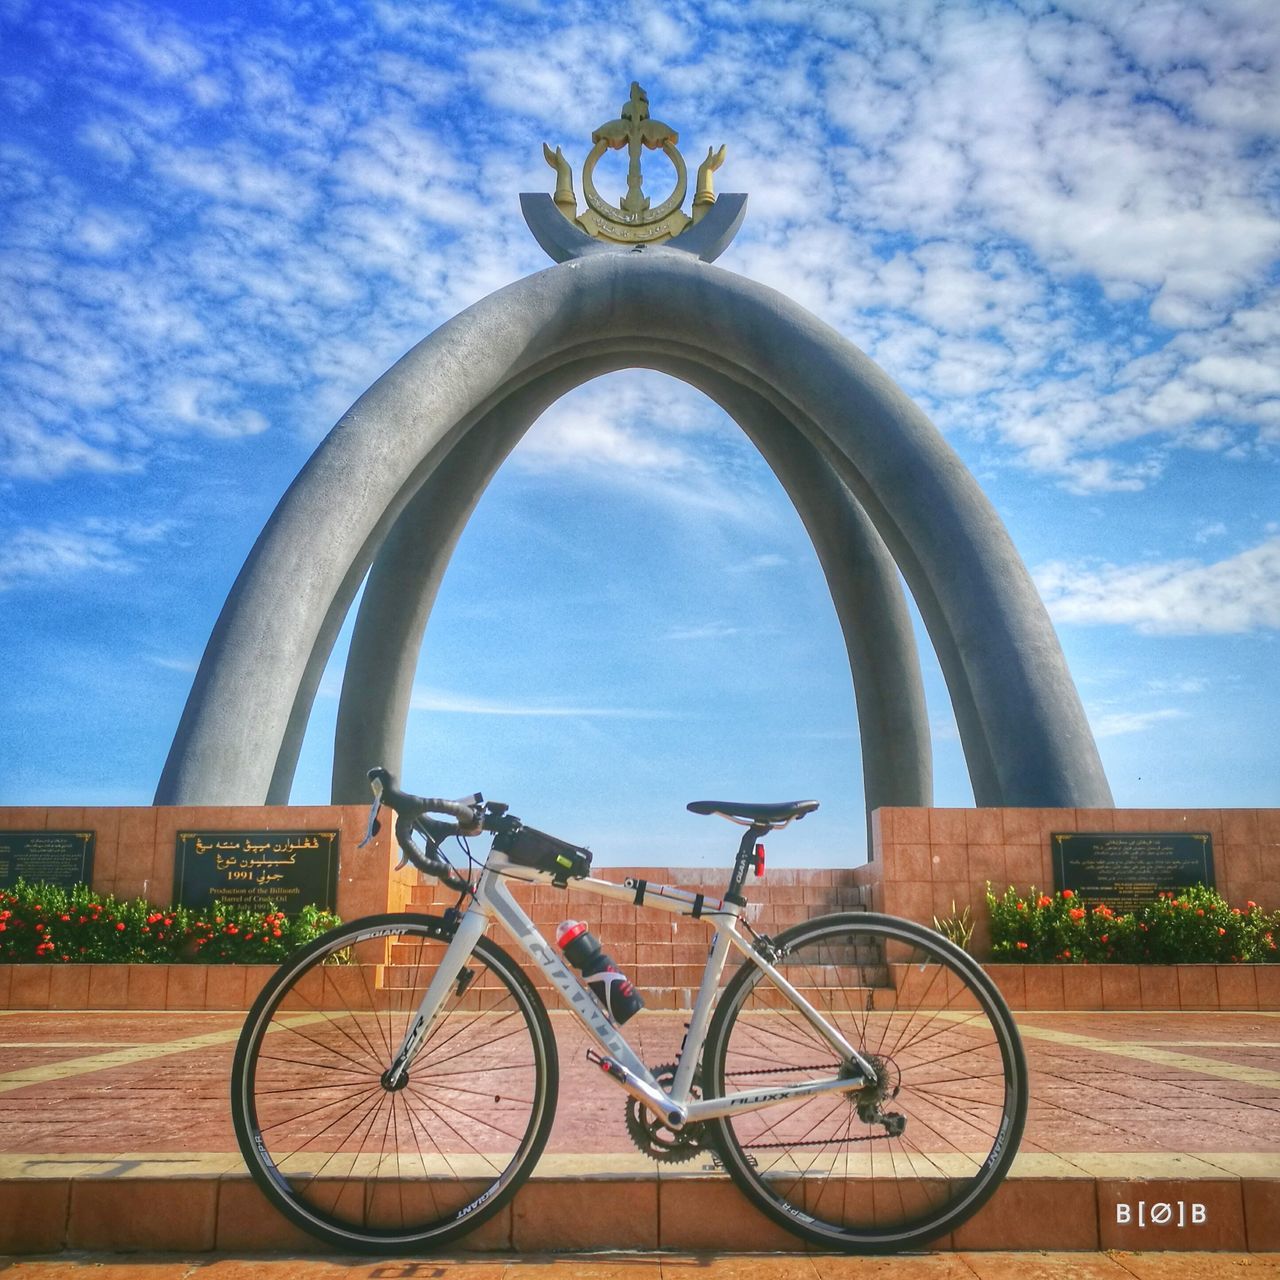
xmin=382 ymin=848 xmax=878 ymax=1128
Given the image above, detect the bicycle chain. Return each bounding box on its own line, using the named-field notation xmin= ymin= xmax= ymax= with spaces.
xmin=724 ymin=1065 xmax=897 ymax=1151
xmin=724 ymin=1064 xmax=835 ymax=1077
xmin=743 ymin=1132 xmax=893 ymax=1150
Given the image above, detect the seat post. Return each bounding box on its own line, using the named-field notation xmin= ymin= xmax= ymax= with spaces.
xmin=725 ymin=823 xmax=768 ymax=905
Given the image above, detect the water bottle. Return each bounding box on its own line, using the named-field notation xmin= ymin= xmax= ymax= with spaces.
xmin=555 ymin=920 xmax=644 ymax=1024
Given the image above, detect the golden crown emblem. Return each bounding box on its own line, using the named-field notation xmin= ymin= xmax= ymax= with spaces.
xmin=543 ymin=83 xmax=726 ymax=246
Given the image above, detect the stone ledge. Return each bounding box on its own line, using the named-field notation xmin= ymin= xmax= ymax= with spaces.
xmin=984 ymin=962 xmax=1279 ymax=1011
xmin=4 ymin=958 xmax=1277 ymax=1011
xmin=1 ymin=1164 xmax=1276 ymax=1253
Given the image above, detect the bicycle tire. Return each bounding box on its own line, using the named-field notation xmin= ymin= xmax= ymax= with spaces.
xmin=230 ymin=912 xmax=558 ymax=1252
xmin=703 ymin=911 xmax=1026 ymax=1252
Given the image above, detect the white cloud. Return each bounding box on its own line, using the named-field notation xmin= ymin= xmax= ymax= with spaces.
xmin=148 ymin=655 xmax=198 ymax=673
xmin=1194 ymin=522 xmax=1228 ymax=544
xmin=159 ymin=380 xmax=269 ymax=438
xmin=1035 ymin=536 xmax=1280 ymax=634
xmin=515 ymin=407 xmax=689 ymax=474
xmin=409 ymin=686 xmax=670 ymax=717
xmin=731 ymin=554 xmax=787 ymax=572
xmin=1144 ymin=677 xmax=1208 ymax=695
xmin=1186 ymin=355 xmax=1280 ymax=397
xmin=0 ymin=519 xmax=177 ymax=590
xmin=1091 ymin=707 xmax=1191 ymax=738
xmin=663 ymin=623 xmax=742 ymax=642
xmin=2 ymin=0 xmax=1278 ymax=506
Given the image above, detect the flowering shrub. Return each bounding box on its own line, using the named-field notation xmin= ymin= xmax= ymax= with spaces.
xmin=987 ymin=883 xmax=1279 ymax=964
xmin=0 ymin=879 xmax=339 ymax=964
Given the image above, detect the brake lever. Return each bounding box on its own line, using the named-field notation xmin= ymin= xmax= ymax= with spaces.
xmin=358 ymin=790 xmax=384 ymax=849
xmin=358 ymin=768 xmax=381 ymax=849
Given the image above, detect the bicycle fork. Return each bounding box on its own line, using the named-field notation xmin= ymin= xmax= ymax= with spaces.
xmin=380 ymin=908 xmax=489 ymax=1091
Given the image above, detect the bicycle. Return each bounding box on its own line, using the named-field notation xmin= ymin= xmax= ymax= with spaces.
xmin=230 ymin=769 xmax=1027 ymax=1254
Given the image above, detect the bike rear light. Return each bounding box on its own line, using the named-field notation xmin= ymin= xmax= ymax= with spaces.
xmin=755 ymin=842 xmax=765 ymax=876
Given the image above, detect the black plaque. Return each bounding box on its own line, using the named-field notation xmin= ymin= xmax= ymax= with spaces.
xmin=0 ymin=830 xmax=95 ymax=891
xmin=1052 ymin=831 xmax=1214 ymax=911
xmin=174 ymin=830 xmax=339 ymax=912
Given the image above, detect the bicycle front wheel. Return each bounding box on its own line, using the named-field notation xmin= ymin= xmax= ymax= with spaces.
xmin=230 ymin=912 xmax=558 ymax=1252
xmin=704 ymin=912 xmax=1026 ymax=1252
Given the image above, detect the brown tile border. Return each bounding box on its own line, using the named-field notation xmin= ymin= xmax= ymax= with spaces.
xmin=983 ymin=963 xmax=1278 ymax=1011
xmin=4 ymin=957 xmax=1278 ymax=1010
xmin=0 ymin=1178 xmax=71 ymax=1252
xmin=0 ymin=1171 xmax=1276 ymax=1254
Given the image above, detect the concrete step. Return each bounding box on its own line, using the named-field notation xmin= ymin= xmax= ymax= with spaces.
xmin=1 ymin=1156 xmax=1273 ymax=1254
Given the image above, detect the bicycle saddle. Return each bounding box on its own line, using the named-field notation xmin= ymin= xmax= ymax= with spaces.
xmin=687 ymin=799 xmax=819 ymax=824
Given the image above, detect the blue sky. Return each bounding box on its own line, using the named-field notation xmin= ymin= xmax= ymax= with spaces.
xmin=1 ymin=0 xmax=1277 ymax=868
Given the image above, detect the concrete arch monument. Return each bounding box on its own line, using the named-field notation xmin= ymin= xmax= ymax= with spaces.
xmin=156 ymin=86 xmax=1112 ymax=815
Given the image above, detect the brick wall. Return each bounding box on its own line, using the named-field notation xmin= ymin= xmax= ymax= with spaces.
xmin=3 ymin=804 xmax=1274 ymax=972
xmin=0 ymin=804 xmax=417 ymax=923
xmin=870 ymin=807 xmax=1279 ymax=958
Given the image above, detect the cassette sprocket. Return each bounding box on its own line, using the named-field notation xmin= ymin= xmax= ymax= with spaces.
xmin=624 ymin=1062 xmax=709 ymax=1164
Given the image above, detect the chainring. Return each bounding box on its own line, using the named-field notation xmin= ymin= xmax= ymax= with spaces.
xmin=624 ymin=1062 xmax=709 ymax=1164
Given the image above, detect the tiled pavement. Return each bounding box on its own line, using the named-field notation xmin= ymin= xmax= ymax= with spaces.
xmin=1 ymin=1008 xmax=1278 ymax=1254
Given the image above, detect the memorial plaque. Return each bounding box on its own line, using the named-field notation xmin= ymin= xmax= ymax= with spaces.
xmin=0 ymin=830 xmax=95 ymax=891
xmin=1052 ymin=831 xmax=1214 ymax=911
xmin=174 ymin=830 xmax=339 ymax=912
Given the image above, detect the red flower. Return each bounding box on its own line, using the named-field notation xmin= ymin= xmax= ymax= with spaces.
xmin=115 ymin=922 xmax=125 ymax=932
xmin=1100 ymin=934 xmax=1109 ymax=943
xmin=1061 ymin=889 xmax=1074 ymax=900
xmin=34 ymin=923 xmax=45 ymax=933
xmin=1015 ymin=941 xmax=1028 ymax=950
xmin=1037 ymin=895 xmax=1053 ymax=908
xmin=1069 ymin=908 xmax=1085 ymax=922
xmin=1247 ymin=901 xmax=1258 ymax=910
xmin=1217 ymin=927 xmax=1226 ymax=936
xmin=272 ymin=928 xmax=282 ymax=938
xmin=60 ymin=914 xmax=70 ymax=922
xmin=1196 ymin=908 xmax=1205 ymax=917
xmin=1062 ymin=948 xmax=1072 ymax=958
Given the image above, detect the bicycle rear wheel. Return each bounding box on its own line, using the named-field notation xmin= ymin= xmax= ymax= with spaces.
xmin=230 ymin=912 xmax=557 ymax=1252
xmin=704 ymin=912 xmax=1026 ymax=1252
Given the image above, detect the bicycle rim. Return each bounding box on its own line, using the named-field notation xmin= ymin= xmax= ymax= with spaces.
xmin=230 ymin=913 xmax=557 ymax=1251
xmin=705 ymin=912 xmax=1026 ymax=1252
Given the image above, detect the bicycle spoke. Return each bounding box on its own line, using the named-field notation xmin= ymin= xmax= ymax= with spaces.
xmin=708 ymin=916 xmax=1025 ymax=1251
xmin=232 ymin=919 xmax=555 ymax=1250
